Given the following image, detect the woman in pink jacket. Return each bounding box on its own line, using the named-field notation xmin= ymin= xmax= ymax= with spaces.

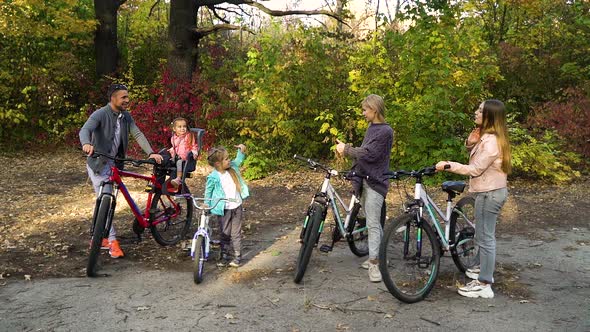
xmin=436 ymin=99 xmax=511 ymax=299
xmin=168 ymin=117 xmax=199 ymax=188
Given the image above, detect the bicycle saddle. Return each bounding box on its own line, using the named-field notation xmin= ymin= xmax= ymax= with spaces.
xmin=441 ymin=181 xmax=466 ymax=194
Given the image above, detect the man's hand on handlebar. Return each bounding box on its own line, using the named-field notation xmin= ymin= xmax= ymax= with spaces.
xmin=82 ymin=144 xmax=94 ymax=156
xmin=149 ymin=153 xmax=163 ymax=164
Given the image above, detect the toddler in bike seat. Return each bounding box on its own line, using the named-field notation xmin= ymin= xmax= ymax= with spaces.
xmin=168 ymin=117 xmax=198 ymax=188
xmin=205 ymin=144 xmax=250 ymax=267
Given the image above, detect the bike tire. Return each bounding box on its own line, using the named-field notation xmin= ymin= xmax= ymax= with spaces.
xmin=294 ymin=202 xmax=324 ymax=283
xmin=450 ymin=195 xmax=478 ymax=272
xmin=87 ymin=195 xmax=112 ymax=277
xmin=379 ymin=213 xmax=441 ymax=303
xmin=149 ymin=191 xmax=193 ymax=246
xmin=193 ymin=235 xmax=206 ymax=284
xmin=347 ymin=203 xmax=369 ymax=257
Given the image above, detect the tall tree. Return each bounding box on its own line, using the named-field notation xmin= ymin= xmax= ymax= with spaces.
xmin=94 ymin=0 xmax=126 ymax=77
xmin=168 ymin=0 xmax=344 ymax=81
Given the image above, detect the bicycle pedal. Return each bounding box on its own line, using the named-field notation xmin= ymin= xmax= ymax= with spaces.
xmin=319 ymin=244 xmax=333 ymax=253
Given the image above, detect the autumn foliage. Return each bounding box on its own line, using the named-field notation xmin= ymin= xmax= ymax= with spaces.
xmin=528 ymin=88 xmax=590 ymax=158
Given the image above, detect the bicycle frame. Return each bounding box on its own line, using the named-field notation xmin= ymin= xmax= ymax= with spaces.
xmin=97 ymin=165 xmax=177 ymax=229
xmin=321 ymin=178 xmax=366 ymax=238
xmin=191 ymin=210 xmax=212 ymax=260
xmin=413 ymin=183 xmax=474 ymax=250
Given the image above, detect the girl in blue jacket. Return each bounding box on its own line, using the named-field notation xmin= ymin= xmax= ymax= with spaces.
xmin=205 ymin=144 xmax=250 ymax=267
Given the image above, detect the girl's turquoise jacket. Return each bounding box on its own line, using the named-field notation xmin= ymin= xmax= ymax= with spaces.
xmin=204 ymin=149 xmax=250 ymax=216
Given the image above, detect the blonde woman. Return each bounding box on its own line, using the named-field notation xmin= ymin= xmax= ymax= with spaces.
xmin=336 ymin=94 xmax=394 ymax=283
xmin=436 ymin=99 xmax=511 ymax=299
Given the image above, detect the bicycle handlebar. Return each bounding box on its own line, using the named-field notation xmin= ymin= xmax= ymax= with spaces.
xmin=293 ymin=154 xmax=337 ymax=174
xmin=384 ymin=166 xmax=437 ymax=180
xmin=88 ymin=151 xmax=158 ymax=167
xmin=177 ymin=195 xmax=240 ymax=211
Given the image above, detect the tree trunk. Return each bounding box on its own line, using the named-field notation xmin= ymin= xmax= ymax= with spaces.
xmin=168 ymin=0 xmax=199 ymax=81
xmin=94 ymin=0 xmax=123 ymax=78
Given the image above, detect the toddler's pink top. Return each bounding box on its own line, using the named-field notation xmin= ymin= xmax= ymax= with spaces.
xmin=168 ymin=133 xmax=199 ymax=160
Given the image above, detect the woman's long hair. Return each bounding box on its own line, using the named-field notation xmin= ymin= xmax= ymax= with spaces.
xmin=207 ymin=146 xmax=242 ymax=193
xmin=481 ymin=99 xmax=512 ymax=174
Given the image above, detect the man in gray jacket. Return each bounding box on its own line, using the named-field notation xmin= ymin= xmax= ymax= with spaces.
xmin=80 ymin=84 xmax=163 ymax=258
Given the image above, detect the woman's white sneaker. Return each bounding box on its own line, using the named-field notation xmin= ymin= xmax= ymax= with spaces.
xmin=368 ymin=262 xmax=382 ymax=282
xmin=458 ymin=280 xmax=494 ymax=298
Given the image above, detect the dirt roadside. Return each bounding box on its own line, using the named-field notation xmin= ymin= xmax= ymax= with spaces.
xmin=0 ymin=149 xmax=589 ymax=331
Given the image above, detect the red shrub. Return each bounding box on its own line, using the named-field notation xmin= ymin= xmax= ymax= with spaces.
xmin=528 ymin=88 xmax=590 ymax=157
xmin=128 ymin=70 xmax=225 ymax=158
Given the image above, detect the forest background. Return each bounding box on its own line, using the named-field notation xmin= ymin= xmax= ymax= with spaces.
xmin=0 ymin=0 xmax=588 ymax=181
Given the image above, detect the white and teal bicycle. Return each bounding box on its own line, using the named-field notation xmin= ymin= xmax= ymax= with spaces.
xmin=379 ymin=166 xmax=477 ymax=303
xmin=178 ymin=196 xmax=237 ymax=284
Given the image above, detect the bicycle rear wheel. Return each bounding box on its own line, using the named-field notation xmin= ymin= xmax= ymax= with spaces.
xmin=379 ymin=213 xmax=440 ymax=303
xmin=149 ymin=192 xmax=193 ymax=246
xmin=87 ymin=195 xmax=112 ymax=277
xmin=294 ymin=202 xmax=324 ymax=283
xmin=193 ymin=235 xmax=206 ymax=284
xmin=346 ymin=203 xmax=369 ymax=257
xmin=450 ymin=196 xmax=478 ymax=272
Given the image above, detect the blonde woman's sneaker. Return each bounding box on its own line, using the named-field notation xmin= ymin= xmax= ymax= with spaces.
xmin=368 ymin=262 xmax=382 ymax=282
xmin=458 ymin=280 xmax=493 ymax=298
xmin=361 ymin=259 xmax=370 ymax=270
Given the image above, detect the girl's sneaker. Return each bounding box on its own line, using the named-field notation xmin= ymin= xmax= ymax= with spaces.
xmin=458 ymin=280 xmax=494 ymax=298
xmin=229 ymin=258 xmax=241 ymax=268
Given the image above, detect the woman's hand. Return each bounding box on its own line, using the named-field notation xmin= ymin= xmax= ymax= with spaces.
xmin=435 ymin=161 xmax=450 ymax=171
xmin=466 ymin=128 xmax=481 ymax=146
xmin=335 ymin=139 xmax=346 ymax=155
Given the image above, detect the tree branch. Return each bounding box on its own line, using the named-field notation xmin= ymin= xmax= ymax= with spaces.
xmin=242 ymin=0 xmax=346 ymax=25
xmin=196 ymin=0 xmax=348 ymax=26
xmin=148 ymin=0 xmax=162 ymax=18
xmin=193 ymin=24 xmax=255 ymax=38
xmin=208 ymin=5 xmax=231 ymax=24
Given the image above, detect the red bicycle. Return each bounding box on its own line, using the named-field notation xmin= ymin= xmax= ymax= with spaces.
xmin=86 ymin=152 xmax=193 ymax=277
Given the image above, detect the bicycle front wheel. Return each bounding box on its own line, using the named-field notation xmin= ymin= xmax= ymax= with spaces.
xmin=87 ymin=195 xmax=112 ymax=277
xmin=149 ymin=192 xmax=193 ymax=246
xmin=193 ymin=235 xmax=206 ymax=284
xmin=450 ymin=196 xmax=478 ymax=272
xmin=346 ymin=203 xmax=369 ymax=257
xmin=294 ymin=202 xmax=324 ymax=284
xmin=379 ymin=213 xmax=441 ymax=303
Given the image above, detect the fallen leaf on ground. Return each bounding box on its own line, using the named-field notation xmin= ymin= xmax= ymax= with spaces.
xmin=224 ymin=313 xmax=234 ymax=319
xmin=137 ymin=306 xmax=151 ymax=311
xmin=519 ymin=300 xmax=529 ymax=304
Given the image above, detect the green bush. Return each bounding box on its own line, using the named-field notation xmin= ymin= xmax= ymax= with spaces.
xmin=510 ymin=125 xmax=581 ymax=182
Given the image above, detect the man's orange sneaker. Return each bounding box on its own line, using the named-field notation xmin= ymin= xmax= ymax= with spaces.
xmin=89 ymin=238 xmax=110 ymax=250
xmin=108 ymin=240 xmax=125 ymax=258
